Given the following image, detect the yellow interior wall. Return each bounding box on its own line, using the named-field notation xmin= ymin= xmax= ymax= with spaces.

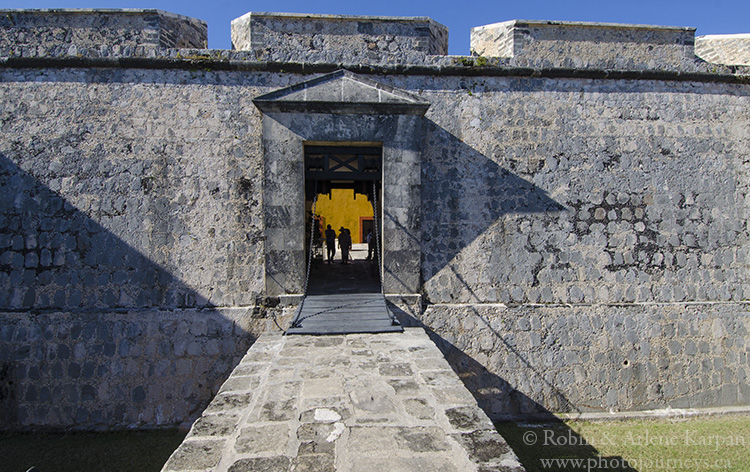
xmin=315 ymin=188 xmax=373 ymax=243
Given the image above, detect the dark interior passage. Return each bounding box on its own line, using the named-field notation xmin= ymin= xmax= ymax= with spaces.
xmin=306 ymin=244 xmax=381 ymax=295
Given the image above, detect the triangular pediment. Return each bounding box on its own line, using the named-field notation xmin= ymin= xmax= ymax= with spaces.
xmin=253 ymin=70 xmax=430 ymax=115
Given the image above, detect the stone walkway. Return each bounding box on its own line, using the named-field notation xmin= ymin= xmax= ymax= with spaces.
xmin=162 ymin=328 xmax=525 ymax=472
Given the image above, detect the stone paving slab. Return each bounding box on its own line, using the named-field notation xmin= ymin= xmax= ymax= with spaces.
xmin=161 ymin=328 xmax=525 ymax=472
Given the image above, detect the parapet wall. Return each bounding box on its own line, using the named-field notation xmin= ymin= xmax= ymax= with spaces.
xmin=231 ymin=12 xmax=448 ymax=63
xmin=696 ymin=34 xmax=750 ymax=66
xmin=0 ymin=9 xmax=207 ymax=54
xmin=471 ymin=20 xmax=697 ymax=69
xmin=3 ymin=9 xmax=750 ymax=73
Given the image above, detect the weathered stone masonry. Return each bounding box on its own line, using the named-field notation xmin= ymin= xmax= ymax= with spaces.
xmin=1 ymin=9 xmax=750 ymax=429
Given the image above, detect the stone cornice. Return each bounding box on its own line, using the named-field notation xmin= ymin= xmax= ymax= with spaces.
xmin=1 ymin=54 xmax=748 ymax=84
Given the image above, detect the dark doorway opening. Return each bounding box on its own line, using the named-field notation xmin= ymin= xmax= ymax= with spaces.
xmin=303 ymin=143 xmax=382 ymax=295
xmin=360 ymin=217 xmax=374 ymax=245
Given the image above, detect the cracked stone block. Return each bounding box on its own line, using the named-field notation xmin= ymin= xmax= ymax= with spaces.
xmin=312 ymin=337 xmax=345 ymax=347
xmin=348 ymin=426 xmax=450 ymax=453
xmin=431 ymin=386 xmax=478 ymax=405
xmin=300 ymin=396 xmax=350 ymax=412
xmin=478 ymin=463 xmax=527 ymax=472
xmin=351 ymin=349 xmax=374 ymax=356
xmin=228 ymin=456 xmax=292 ymax=472
xmin=445 ymin=406 xmax=495 ymax=431
xmin=162 ymin=439 xmax=226 ymax=471
xmin=388 ymin=379 xmax=421 ymax=395
xmin=348 ymin=426 xmax=399 ymax=453
xmin=219 ymin=375 xmax=261 ymax=393
xmin=266 ymin=368 xmax=296 ymax=383
xmin=314 ymin=353 xmax=351 ymax=368
xmin=403 ymin=397 xmax=435 ymax=420
xmin=299 ymin=368 xmax=334 ymax=380
xmin=396 ymin=426 xmax=451 ymax=452
xmin=421 ymin=370 xmax=462 ymax=388
xmin=296 ymin=421 xmax=343 ymax=449
xmin=232 ymin=363 xmax=266 ymax=376
xmin=265 ymin=381 xmax=302 ymax=401
xmin=299 ymin=407 xmax=347 ymax=423
xmin=350 ymin=455 xmax=461 ymax=472
xmin=187 ymin=414 xmax=239 ymax=438
xmin=298 ymin=440 xmax=335 ymax=455
xmin=235 ymin=424 xmax=291 ymax=455
xmin=292 ymin=453 xmax=336 ymax=472
xmin=203 ymin=392 xmax=254 ymax=415
xmin=452 ymin=430 xmax=518 ymax=465
xmin=346 ymin=338 xmax=368 ymax=348
xmin=302 ymin=378 xmax=344 ymax=397
xmin=349 ymin=387 xmax=396 ymax=413
xmin=279 ymin=347 xmax=310 ymax=358
xmin=414 ymin=357 xmax=453 ymax=370
xmin=378 ymin=362 xmax=414 ymax=377
xmin=259 ymin=399 xmax=298 ymax=421
xmin=241 ymin=350 xmax=273 ymax=363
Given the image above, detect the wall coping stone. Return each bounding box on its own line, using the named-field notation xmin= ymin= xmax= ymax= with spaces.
xmin=696 ymin=33 xmax=750 ymax=66
xmin=1 ymin=52 xmax=748 ymax=84
xmin=0 ymin=8 xmax=204 ymax=22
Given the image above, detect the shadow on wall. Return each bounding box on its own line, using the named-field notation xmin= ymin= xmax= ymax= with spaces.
xmin=420 ymin=119 xmax=566 ymax=302
xmin=0 ymin=153 xmax=256 ymax=429
xmin=390 ymin=304 xmax=638 ymax=472
xmin=0 ymin=153 xmax=206 ymax=311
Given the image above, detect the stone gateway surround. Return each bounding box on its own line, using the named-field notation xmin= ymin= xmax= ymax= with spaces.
xmin=1 ymin=8 xmax=750 ymax=435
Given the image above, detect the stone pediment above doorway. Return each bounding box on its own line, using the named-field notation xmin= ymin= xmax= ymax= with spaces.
xmin=253 ymin=69 xmax=430 ymax=115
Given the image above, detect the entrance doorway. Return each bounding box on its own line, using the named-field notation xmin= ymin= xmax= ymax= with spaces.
xmin=303 ymin=143 xmax=382 ymax=295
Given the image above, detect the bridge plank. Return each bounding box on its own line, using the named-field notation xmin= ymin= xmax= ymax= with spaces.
xmin=287 ymin=292 xmax=402 ymax=335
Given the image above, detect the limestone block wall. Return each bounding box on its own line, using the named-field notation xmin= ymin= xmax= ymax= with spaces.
xmin=0 ymin=309 xmax=257 ymax=428
xmin=0 ymin=69 xmax=267 ymax=310
xmin=406 ymin=73 xmax=750 ymax=417
xmin=470 ymin=20 xmax=697 ymax=70
xmin=0 ymin=67 xmax=273 ymax=428
xmin=417 ymin=76 xmax=750 ymax=307
xmin=0 ymin=9 xmax=207 ymax=55
xmin=231 ymin=12 xmax=448 ymax=63
xmin=418 ymin=303 xmax=750 ymax=419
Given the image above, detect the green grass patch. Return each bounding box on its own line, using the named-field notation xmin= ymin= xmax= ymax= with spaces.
xmin=496 ymin=414 xmax=750 ymax=472
xmin=0 ymin=429 xmax=187 ymax=472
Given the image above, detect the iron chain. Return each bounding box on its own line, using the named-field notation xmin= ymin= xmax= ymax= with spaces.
xmin=373 ymin=181 xmax=384 ymax=294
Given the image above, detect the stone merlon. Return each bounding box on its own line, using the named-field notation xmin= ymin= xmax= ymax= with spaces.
xmin=0 ymin=9 xmax=207 ymax=51
xmin=470 ymin=20 xmax=697 ymax=70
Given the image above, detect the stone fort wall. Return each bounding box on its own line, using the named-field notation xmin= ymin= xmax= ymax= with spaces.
xmin=0 ymin=67 xmax=275 ymax=428
xmin=1 ymin=10 xmax=750 ymax=428
xmin=413 ymin=73 xmax=750 ymax=417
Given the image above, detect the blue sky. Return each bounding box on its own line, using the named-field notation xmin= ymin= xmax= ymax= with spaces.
xmin=4 ymin=0 xmax=749 ymax=55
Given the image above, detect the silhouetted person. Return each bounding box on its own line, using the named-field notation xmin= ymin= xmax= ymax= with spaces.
xmin=339 ymin=227 xmax=351 ymax=264
xmin=366 ymin=228 xmax=376 ymax=261
xmin=325 ymin=224 xmax=336 ymax=263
